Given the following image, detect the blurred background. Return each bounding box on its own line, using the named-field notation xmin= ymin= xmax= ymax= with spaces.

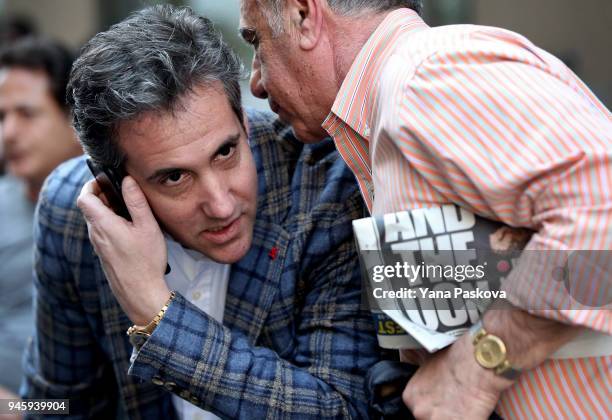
xmin=1 ymin=0 xmax=610 ymax=111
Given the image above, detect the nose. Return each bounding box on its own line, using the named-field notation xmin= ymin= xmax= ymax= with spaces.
xmin=1 ymin=112 xmax=19 ymax=146
xmin=249 ymin=55 xmax=268 ymax=99
xmin=199 ymin=176 xmax=236 ymax=221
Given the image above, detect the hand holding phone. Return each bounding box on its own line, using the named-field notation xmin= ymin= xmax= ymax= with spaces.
xmin=86 ymin=159 xmax=131 ymax=220
xmin=85 ymin=158 xmax=170 ymax=274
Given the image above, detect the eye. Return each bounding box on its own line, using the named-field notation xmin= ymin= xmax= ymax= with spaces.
xmin=160 ymin=170 xmax=186 ymax=186
xmin=216 ymin=143 xmax=237 ymax=160
xmin=18 ymin=107 xmax=39 ymax=119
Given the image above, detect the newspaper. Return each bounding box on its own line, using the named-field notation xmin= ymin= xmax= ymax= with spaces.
xmin=353 ymin=204 xmax=531 ymax=352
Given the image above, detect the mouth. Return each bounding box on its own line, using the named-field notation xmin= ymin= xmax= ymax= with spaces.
xmin=4 ymin=148 xmax=24 ymax=162
xmin=5 ymin=153 xmax=26 ymax=168
xmin=200 ymin=216 xmax=242 ymax=245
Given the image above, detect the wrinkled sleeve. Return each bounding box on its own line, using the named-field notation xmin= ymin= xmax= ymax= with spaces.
xmin=383 ymin=33 xmax=611 ymax=332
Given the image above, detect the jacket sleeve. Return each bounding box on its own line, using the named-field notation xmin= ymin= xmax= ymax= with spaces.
xmin=128 ymin=221 xmax=379 ymax=419
xmin=21 ymin=172 xmax=117 ymax=419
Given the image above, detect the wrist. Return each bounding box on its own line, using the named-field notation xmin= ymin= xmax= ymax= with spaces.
xmin=127 ymin=290 xmax=175 ymax=350
xmin=130 ymin=285 xmax=172 ymax=326
xmin=482 ymin=308 xmax=579 ymax=370
xmin=451 ymin=333 xmax=513 ymax=398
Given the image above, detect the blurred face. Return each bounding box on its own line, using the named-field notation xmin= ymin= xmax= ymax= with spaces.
xmin=0 ymin=67 xmax=80 ymax=185
xmin=118 ymin=83 xmax=257 ymax=264
xmin=239 ymin=0 xmax=334 ymax=143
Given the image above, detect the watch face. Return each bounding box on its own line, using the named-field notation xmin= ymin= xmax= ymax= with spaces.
xmin=475 ymin=336 xmax=506 ymax=368
xmin=128 ymin=332 xmax=149 ymax=349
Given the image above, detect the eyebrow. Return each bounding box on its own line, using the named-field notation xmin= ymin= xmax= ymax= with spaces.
xmin=146 ymin=133 xmax=242 ymax=182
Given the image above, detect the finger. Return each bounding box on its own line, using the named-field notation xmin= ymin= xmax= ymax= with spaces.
xmin=81 ymin=178 xmax=98 ymax=195
xmin=77 ymin=180 xmax=118 ymax=224
xmin=121 ymin=176 xmax=157 ymax=228
xmin=82 ymin=178 xmax=113 ymax=207
xmin=91 ymin=177 xmax=103 ymax=195
xmin=91 ymin=179 xmax=112 ymax=207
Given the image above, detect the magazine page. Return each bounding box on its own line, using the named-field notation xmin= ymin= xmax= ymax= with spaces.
xmin=354 ymin=204 xmax=532 ymax=351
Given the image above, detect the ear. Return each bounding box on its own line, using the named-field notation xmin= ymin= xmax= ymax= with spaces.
xmin=287 ymin=0 xmax=324 ymax=50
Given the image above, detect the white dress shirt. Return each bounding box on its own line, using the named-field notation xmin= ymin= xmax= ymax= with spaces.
xmin=165 ymin=235 xmax=229 ymax=420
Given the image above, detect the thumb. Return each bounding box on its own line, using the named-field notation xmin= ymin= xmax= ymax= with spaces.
xmin=122 ymin=176 xmax=157 ymax=228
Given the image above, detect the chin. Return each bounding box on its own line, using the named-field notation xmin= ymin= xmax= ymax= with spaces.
xmin=290 ymin=126 xmax=328 ymax=144
xmin=208 ymin=249 xmax=249 ymax=264
xmin=203 ymin=236 xmax=252 ymax=265
xmin=6 ymin=162 xmax=24 ymax=178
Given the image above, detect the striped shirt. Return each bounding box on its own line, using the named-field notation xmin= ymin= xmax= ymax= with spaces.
xmin=322 ymin=9 xmax=611 ymax=419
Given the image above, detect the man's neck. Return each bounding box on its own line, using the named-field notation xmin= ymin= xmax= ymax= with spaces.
xmin=26 ymin=180 xmax=42 ymax=202
xmin=328 ymin=11 xmax=390 ymax=89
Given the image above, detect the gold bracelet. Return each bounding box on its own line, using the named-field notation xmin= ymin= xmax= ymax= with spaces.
xmin=127 ymin=291 xmax=177 ymax=338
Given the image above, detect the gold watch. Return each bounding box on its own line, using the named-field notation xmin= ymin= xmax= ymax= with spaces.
xmin=470 ymin=320 xmax=520 ymax=380
xmin=127 ymin=291 xmax=176 ymax=347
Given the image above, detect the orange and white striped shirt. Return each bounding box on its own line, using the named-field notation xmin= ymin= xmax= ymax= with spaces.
xmin=322 ymin=9 xmax=611 ymax=419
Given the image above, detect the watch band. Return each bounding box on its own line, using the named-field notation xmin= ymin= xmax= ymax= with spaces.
xmin=469 ymin=320 xmax=521 ymax=380
xmin=127 ymin=291 xmax=176 ymax=338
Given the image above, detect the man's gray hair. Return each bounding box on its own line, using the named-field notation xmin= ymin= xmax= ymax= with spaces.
xmin=258 ymin=0 xmax=423 ymax=35
xmin=68 ymin=5 xmax=245 ymax=168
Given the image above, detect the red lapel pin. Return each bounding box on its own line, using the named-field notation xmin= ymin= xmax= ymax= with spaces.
xmin=268 ymin=246 xmax=279 ymax=260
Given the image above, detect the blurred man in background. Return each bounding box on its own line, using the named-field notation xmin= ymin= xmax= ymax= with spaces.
xmin=0 ymin=37 xmax=80 ymax=397
xmin=0 ymin=16 xmax=37 ymax=176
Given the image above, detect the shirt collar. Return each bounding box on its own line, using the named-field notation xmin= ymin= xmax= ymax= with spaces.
xmin=164 ymin=234 xmax=227 ymax=290
xmin=322 ymin=8 xmax=428 ymax=139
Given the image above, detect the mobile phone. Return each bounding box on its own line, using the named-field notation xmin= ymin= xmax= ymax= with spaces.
xmin=86 ymin=158 xmax=131 ymax=220
xmin=85 ymin=158 xmax=171 ymax=274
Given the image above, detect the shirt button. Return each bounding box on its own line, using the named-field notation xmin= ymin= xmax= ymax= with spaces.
xmin=192 ymin=291 xmax=201 ymax=300
xmin=152 ymin=377 xmax=163 ymax=386
xmin=164 ymin=381 xmax=177 ymax=391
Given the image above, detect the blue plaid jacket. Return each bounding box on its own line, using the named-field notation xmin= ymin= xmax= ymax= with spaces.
xmin=22 ymin=110 xmax=381 ymax=419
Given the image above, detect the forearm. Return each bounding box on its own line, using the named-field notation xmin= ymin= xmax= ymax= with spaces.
xmin=427 ymin=307 xmax=584 ymax=406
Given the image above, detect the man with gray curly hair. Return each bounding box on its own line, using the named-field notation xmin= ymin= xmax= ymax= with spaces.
xmin=22 ymin=5 xmax=382 ymax=419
